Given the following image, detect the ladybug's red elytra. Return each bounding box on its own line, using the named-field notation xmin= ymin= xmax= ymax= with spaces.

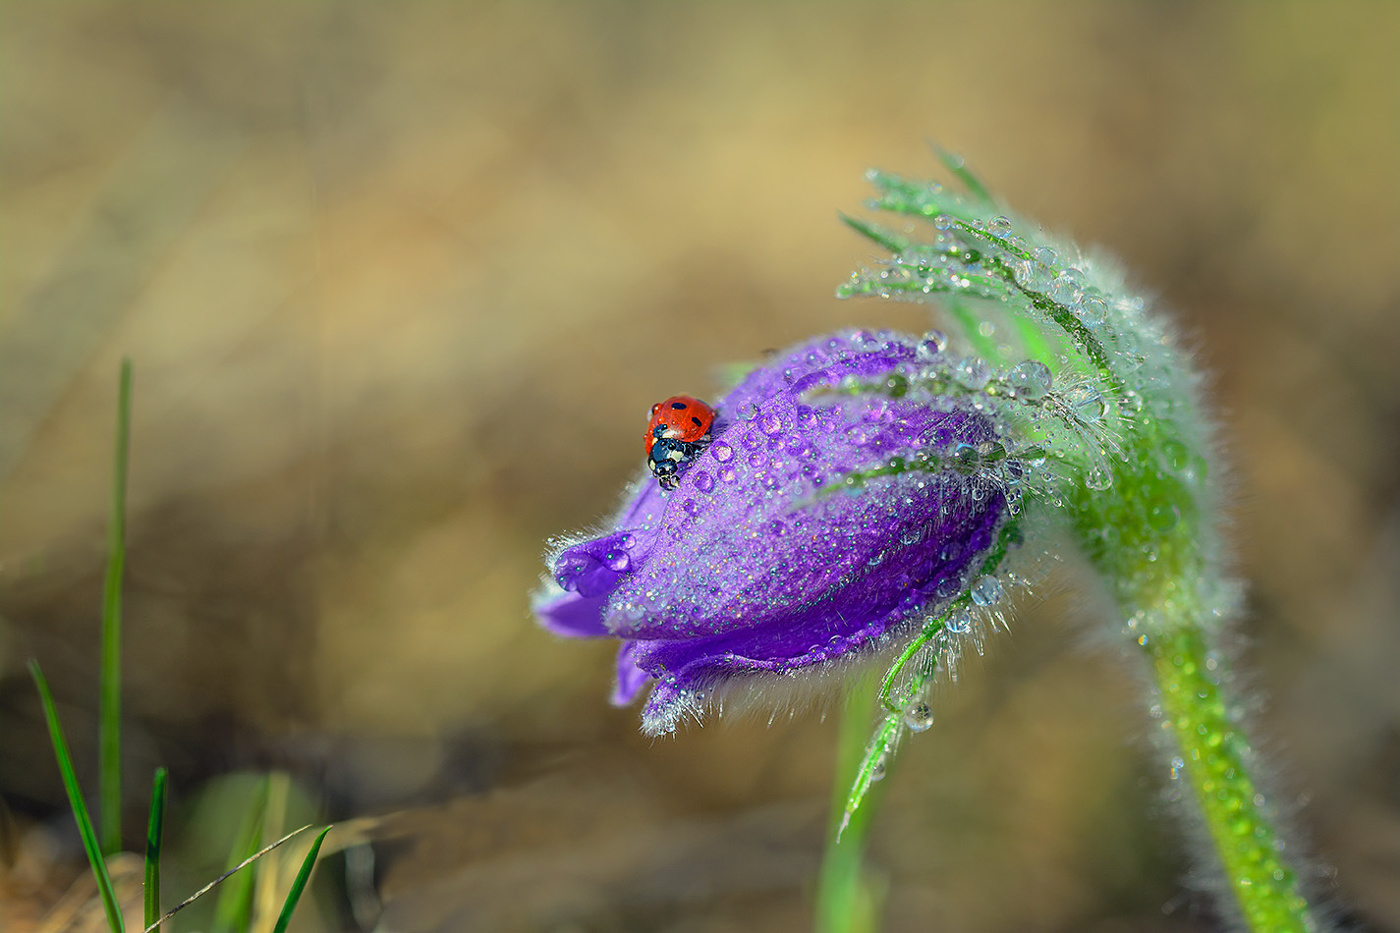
xmin=645 ymin=395 xmax=716 ymax=490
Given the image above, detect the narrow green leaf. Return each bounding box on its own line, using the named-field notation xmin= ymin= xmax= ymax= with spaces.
xmin=839 ymin=213 xmax=910 ymax=254
xmin=271 ymin=827 xmax=331 ymax=933
xmin=211 ymin=777 xmax=269 ymax=933
xmin=30 ymin=660 xmax=125 ymax=933
xmin=144 ymin=768 xmax=166 ymax=932
xmin=100 ymin=358 xmax=133 ymax=856
xmin=934 ymin=146 xmax=994 ymax=206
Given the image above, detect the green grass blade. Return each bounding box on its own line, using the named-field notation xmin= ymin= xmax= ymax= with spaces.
xmin=271 ymin=827 xmax=330 ymax=933
xmin=100 ymin=358 xmax=133 ymax=856
xmin=30 ymin=660 xmax=125 ymax=933
xmin=141 ymin=825 xmax=312 ymax=933
xmin=144 ymin=768 xmax=166 ymax=932
xmin=211 ymin=777 xmax=269 ymax=933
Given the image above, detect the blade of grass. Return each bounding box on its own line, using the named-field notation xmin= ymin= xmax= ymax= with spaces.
xmin=211 ymin=777 xmax=270 ymax=933
xmin=100 ymin=357 xmax=132 ymax=856
xmin=271 ymin=827 xmax=330 ymax=933
xmin=144 ymin=768 xmax=166 ymax=932
xmin=141 ymin=824 xmax=313 ymax=933
xmin=30 ymin=660 xmax=125 ymax=933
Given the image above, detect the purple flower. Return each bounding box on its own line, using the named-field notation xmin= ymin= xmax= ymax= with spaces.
xmin=535 ymin=330 xmax=1008 ymax=734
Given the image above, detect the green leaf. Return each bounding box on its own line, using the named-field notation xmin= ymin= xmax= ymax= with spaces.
xmin=100 ymin=358 xmax=132 ymax=856
xmin=210 ymin=777 xmax=269 ymax=933
xmin=934 ymin=147 xmax=994 ymax=206
xmin=144 ymin=768 xmax=166 ymax=932
xmin=30 ymin=660 xmax=125 ymax=933
xmin=271 ymin=827 xmax=331 ymax=933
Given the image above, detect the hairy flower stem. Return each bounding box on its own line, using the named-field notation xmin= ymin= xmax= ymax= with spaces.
xmin=1069 ymin=424 xmax=1318 ymax=931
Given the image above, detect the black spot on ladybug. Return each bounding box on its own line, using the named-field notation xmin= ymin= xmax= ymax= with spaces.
xmin=690 ymin=416 xmax=702 ymax=426
xmin=670 ymin=401 xmax=687 ymax=410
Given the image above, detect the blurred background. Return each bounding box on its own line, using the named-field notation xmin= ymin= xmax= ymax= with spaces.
xmin=1 ymin=3 xmax=1397 ymax=931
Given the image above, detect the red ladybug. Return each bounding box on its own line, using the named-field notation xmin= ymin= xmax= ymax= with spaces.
xmin=645 ymin=395 xmax=716 ymax=490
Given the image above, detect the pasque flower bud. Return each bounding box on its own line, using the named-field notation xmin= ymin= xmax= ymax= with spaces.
xmin=536 ymin=330 xmax=1009 ymax=734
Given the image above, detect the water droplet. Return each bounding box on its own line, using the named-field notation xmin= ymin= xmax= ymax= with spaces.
xmin=761 ymin=412 xmax=783 ymax=435
xmin=1006 ymin=360 xmax=1053 ymax=399
xmin=970 ymin=575 xmax=1003 ymax=606
xmin=933 ymin=214 xmax=954 ymax=231
xmin=954 ymin=357 xmax=991 ymax=390
xmin=719 ymin=466 xmax=737 ymax=484
xmin=1068 ymin=387 xmax=1109 ymax=423
xmin=712 ymin=442 xmax=733 ymax=462
xmin=1020 ymin=445 xmax=1048 ymax=467
xmin=946 ymin=608 xmax=973 ymax=633
xmin=1161 ymin=440 xmax=1190 ymax=471
xmin=693 ymin=471 xmax=715 ymax=493
xmin=1084 ymin=466 xmax=1113 ymax=491
xmin=747 ymin=451 xmax=765 ymax=467
xmin=952 ymin=443 xmax=980 ymax=471
xmin=768 ymin=520 xmax=788 ymax=537
xmin=736 ymin=401 xmax=759 ymax=421
xmin=1048 ymin=273 xmax=1081 ymax=305
xmin=1077 ymin=294 xmax=1109 ymax=327
xmin=903 ymin=702 xmax=934 ymax=732
xmin=1013 ymin=259 xmax=1047 ymax=288
xmin=977 ymin=320 xmax=995 ymax=338
xmin=784 ymin=435 xmax=812 ymax=457
xmin=603 ymin=549 xmax=631 ymax=572
xmin=1032 ymin=246 xmax=1057 ymax=265
xmin=884 ymin=373 xmax=909 ymax=397
xmin=1149 ymin=504 xmax=1180 ymax=531
xmin=916 ymin=330 xmax=948 ymax=360
xmin=620 ymin=533 xmax=636 ymax=549
xmin=987 ymin=215 xmax=1012 ymax=237
xmin=900 ymin=527 xmax=924 ymax=546
xmin=682 ymin=498 xmax=701 ymax=516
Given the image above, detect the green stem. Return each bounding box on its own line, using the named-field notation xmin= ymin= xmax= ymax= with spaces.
xmin=100 ymin=358 xmax=132 ymax=856
xmin=1144 ymin=619 xmax=1314 ymax=931
xmin=816 ymin=676 xmax=884 ymax=933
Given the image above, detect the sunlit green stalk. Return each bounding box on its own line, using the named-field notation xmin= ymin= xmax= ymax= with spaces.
xmin=145 ymin=768 xmax=167 ymax=932
xmin=100 ymin=358 xmax=132 ymax=856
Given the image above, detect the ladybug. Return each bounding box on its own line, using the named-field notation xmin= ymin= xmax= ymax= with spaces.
xmin=645 ymin=395 xmax=716 ymax=490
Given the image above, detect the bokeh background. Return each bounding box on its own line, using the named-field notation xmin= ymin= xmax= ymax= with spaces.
xmin=2 ymin=3 xmax=1397 ymax=931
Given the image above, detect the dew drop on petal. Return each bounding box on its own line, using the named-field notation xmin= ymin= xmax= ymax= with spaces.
xmin=761 ymin=412 xmax=783 ymax=435
xmin=970 ymin=575 xmax=1003 ymax=607
xmin=693 ymin=471 xmax=715 ymax=493
xmin=719 ymin=466 xmax=737 ymax=484
xmin=712 ymin=441 xmax=734 ymax=462
xmin=903 ymin=702 xmax=935 ymax=732
xmin=682 ymin=498 xmax=701 ymax=516
xmin=1006 ymin=360 xmax=1053 ymax=399
xmin=916 ymin=330 xmax=948 ymax=361
xmin=604 ymin=549 xmax=631 ymax=572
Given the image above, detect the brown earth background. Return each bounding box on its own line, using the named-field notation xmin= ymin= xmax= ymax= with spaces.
xmin=1 ymin=4 xmax=1398 ymax=931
